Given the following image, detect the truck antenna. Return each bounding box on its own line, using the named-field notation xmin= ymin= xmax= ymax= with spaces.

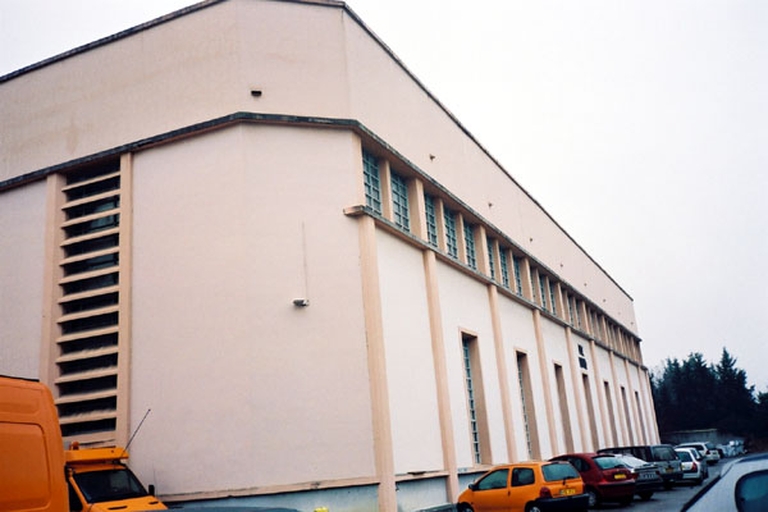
xmin=125 ymin=408 xmax=151 ymax=452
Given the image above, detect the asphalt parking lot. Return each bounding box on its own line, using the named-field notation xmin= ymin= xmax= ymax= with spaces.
xmin=596 ymin=463 xmax=722 ymax=511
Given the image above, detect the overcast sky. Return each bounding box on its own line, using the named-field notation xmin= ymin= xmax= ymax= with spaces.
xmin=2 ymin=0 xmax=766 ymax=390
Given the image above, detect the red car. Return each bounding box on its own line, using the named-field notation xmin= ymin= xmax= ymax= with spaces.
xmin=550 ymin=453 xmax=635 ymax=507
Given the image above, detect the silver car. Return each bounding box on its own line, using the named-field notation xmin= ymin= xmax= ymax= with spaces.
xmin=682 ymin=453 xmax=768 ymax=511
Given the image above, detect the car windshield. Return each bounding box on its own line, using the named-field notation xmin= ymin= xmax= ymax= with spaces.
xmin=73 ymin=468 xmax=148 ymax=503
xmin=542 ymin=463 xmax=580 ymax=482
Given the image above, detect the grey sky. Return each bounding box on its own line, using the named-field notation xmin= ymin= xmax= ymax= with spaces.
xmin=2 ymin=0 xmax=767 ymax=390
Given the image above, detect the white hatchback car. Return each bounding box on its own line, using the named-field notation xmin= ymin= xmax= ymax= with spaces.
xmin=675 ymin=447 xmax=709 ymax=485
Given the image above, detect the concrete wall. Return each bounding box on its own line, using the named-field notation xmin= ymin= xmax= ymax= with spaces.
xmin=128 ymin=124 xmax=377 ymax=493
xmin=0 ymin=180 xmax=47 ymax=379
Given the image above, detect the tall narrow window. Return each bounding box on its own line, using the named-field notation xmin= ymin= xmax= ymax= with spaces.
xmin=567 ymin=294 xmax=575 ymax=325
xmin=487 ymin=240 xmax=496 ymax=281
xmin=424 ymin=194 xmax=438 ymax=247
xmin=604 ymin=381 xmax=619 ymax=445
xmin=575 ymin=300 xmax=583 ymax=330
xmin=517 ymin=352 xmax=540 ymax=459
xmin=464 ymin=223 xmax=476 ymax=269
xmin=462 ymin=334 xmax=489 ymax=464
xmin=621 ymin=386 xmax=634 ymax=445
xmin=635 ymin=391 xmax=647 ymax=443
xmin=362 ymin=150 xmax=381 ymax=213
xmin=538 ymin=274 xmax=548 ymax=312
xmin=549 ymin=282 xmax=557 ymax=316
xmin=444 ymin=207 xmax=458 ymax=259
xmin=513 ymin=256 xmax=523 ymax=296
xmin=555 ymin=364 xmax=574 ymax=453
xmin=54 ymin=159 xmax=123 ymax=443
xmin=583 ymin=375 xmax=600 ymax=450
xmin=499 ymin=249 xmax=510 ymax=289
xmin=390 ymin=171 xmax=410 ymax=231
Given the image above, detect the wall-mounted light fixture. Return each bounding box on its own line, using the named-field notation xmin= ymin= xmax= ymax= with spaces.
xmin=292 ymin=298 xmax=309 ymax=307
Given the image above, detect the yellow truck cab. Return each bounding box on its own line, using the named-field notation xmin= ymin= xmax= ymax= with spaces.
xmin=65 ymin=444 xmax=167 ymax=512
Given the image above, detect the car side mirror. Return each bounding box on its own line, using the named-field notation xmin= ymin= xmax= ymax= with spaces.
xmin=468 ymin=483 xmax=477 ymax=491
xmin=148 ymin=484 xmax=156 ymax=496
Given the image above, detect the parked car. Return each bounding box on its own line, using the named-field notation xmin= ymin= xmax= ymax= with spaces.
xmin=675 ymin=447 xmax=708 ymax=485
xmin=550 ymin=453 xmax=635 ymax=507
xmin=598 ymin=444 xmax=682 ymax=488
xmin=611 ymin=454 xmax=664 ymax=501
xmin=682 ymin=453 xmax=768 ymax=511
xmin=676 ymin=441 xmax=721 ymax=465
xmin=457 ymin=460 xmax=589 ymax=512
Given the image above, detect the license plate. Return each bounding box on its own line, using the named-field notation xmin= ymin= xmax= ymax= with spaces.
xmin=614 ymin=474 xmax=626 ymax=480
xmin=559 ymin=488 xmax=576 ymax=496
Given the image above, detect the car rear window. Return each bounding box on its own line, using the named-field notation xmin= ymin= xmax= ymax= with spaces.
xmin=542 ymin=463 xmax=580 ymax=482
xmin=594 ymin=456 xmax=624 ymax=470
xmin=677 ymin=450 xmax=692 ymax=462
xmin=652 ymin=446 xmax=676 ymax=461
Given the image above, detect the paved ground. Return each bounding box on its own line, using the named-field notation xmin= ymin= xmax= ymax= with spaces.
xmin=596 ymin=463 xmax=722 ymax=512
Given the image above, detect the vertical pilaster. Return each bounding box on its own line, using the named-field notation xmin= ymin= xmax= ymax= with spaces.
xmin=116 ymin=153 xmax=133 ymax=446
xmin=358 ymin=215 xmax=396 ymax=512
xmin=423 ymin=250 xmax=459 ymax=499
xmin=40 ymin=173 xmax=66 ymax=386
xmin=488 ymin=285 xmax=517 ymax=462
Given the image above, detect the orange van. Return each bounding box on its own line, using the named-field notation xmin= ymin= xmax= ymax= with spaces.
xmin=0 ymin=375 xmax=68 ymax=512
xmin=457 ymin=460 xmax=589 ymax=512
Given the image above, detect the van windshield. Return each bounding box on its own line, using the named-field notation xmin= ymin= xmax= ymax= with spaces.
xmin=73 ymin=468 xmax=148 ymax=503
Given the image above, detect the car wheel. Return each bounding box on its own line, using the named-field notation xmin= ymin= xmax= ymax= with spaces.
xmin=525 ymin=504 xmax=543 ymax=512
xmin=586 ymin=488 xmax=599 ymax=508
xmin=457 ymin=504 xmax=474 ymax=512
xmin=638 ymin=491 xmax=653 ymax=501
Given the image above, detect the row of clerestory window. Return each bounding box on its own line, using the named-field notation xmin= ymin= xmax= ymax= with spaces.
xmin=361 ymin=149 xmax=642 ymax=363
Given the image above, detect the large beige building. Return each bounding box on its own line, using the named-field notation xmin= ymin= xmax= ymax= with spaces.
xmin=0 ymin=1 xmax=659 ymax=511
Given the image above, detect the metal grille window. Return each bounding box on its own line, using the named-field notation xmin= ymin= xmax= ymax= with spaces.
xmin=499 ymin=248 xmax=510 ymax=288
xmin=424 ymin=194 xmax=438 ymax=247
xmin=444 ymin=208 xmax=458 ymax=259
xmin=464 ymin=223 xmax=476 ymax=269
xmin=463 ymin=337 xmax=482 ymax=464
xmin=390 ymin=171 xmax=410 ymax=231
xmin=55 ymin=160 xmax=123 ymax=442
xmin=549 ymin=281 xmax=557 ymax=316
xmin=487 ymin=240 xmax=496 ymax=281
xmin=513 ymin=256 xmax=523 ymax=296
xmin=362 ymin=150 xmax=381 ymax=213
xmin=517 ymin=352 xmax=536 ymax=459
xmin=538 ymin=274 xmax=548 ymax=311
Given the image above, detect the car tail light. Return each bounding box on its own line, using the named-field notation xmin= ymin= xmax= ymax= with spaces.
xmin=539 ymin=486 xmax=553 ymax=499
xmin=691 ymin=462 xmax=698 ymax=471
